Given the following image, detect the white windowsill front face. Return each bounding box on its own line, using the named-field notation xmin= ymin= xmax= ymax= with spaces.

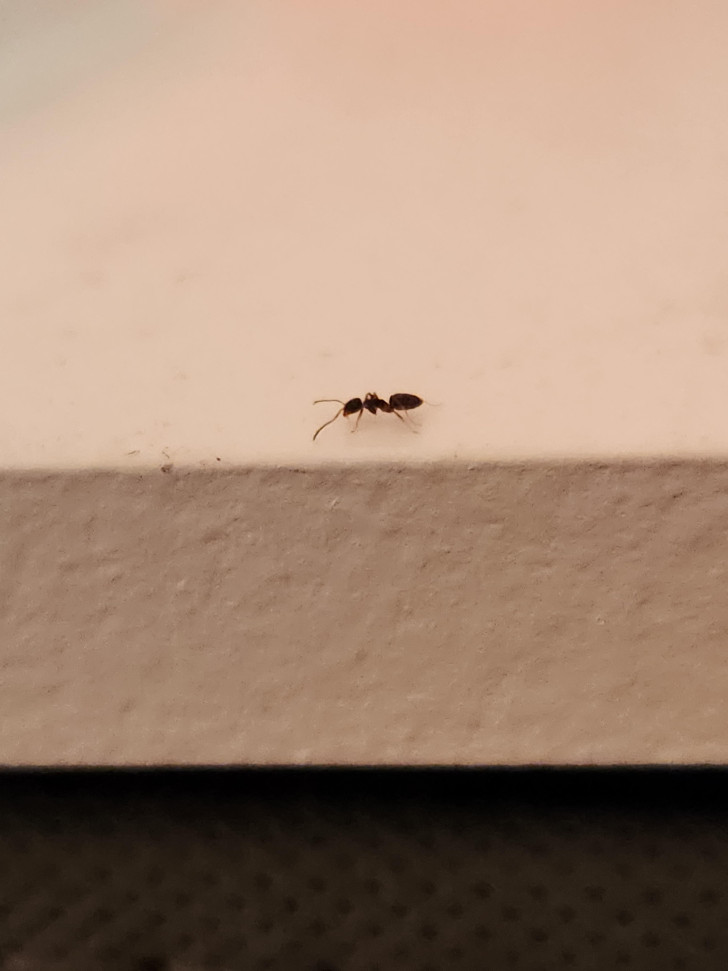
xmin=2 ymin=0 xmax=728 ymax=469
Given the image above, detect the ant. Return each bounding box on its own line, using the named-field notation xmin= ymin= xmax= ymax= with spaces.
xmin=313 ymin=392 xmax=423 ymax=441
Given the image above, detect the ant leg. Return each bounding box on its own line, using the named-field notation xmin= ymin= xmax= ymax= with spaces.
xmin=391 ymin=409 xmax=419 ymax=434
xmin=351 ymin=408 xmax=365 ymax=432
xmin=313 ymin=407 xmax=344 ymax=441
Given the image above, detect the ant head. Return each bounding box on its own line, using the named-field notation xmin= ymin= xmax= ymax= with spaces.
xmin=343 ymin=397 xmax=363 ymax=415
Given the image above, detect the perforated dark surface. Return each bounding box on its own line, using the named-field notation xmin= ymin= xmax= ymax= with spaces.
xmin=0 ymin=771 xmax=727 ymax=970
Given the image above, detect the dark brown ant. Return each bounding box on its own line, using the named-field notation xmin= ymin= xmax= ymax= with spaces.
xmin=313 ymin=392 xmax=423 ymax=441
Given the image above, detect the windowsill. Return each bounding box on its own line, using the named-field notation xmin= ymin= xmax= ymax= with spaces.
xmin=3 ymin=2 xmax=728 ymax=764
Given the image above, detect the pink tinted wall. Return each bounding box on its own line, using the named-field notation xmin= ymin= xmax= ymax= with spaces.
xmin=1 ymin=0 xmax=727 ymax=466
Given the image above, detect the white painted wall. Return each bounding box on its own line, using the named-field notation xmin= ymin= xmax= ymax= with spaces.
xmin=2 ymin=0 xmax=728 ymax=467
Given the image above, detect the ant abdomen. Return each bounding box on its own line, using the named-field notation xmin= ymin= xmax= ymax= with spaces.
xmin=389 ymin=393 xmax=422 ymax=411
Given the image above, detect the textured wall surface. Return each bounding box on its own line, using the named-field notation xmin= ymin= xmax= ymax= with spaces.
xmin=2 ymin=463 xmax=727 ymax=766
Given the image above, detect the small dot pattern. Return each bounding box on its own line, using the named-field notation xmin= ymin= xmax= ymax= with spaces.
xmin=0 ymin=772 xmax=727 ymax=970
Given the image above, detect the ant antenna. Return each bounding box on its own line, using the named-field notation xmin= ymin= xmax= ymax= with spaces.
xmin=312 ymin=399 xmax=345 ymax=441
